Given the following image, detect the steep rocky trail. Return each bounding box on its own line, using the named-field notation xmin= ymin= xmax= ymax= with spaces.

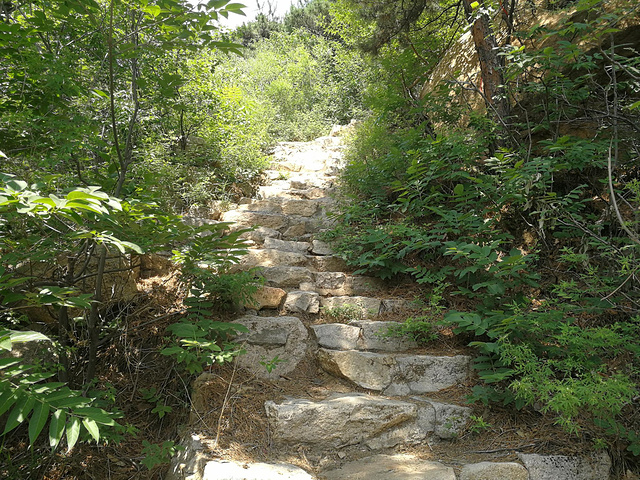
xmin=167 ymin=130 xmax=612 ymax=480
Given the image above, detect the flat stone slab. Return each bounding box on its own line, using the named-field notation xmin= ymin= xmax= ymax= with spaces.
xmin=311 ymin=239 xmax=332 ymax=255
xmin=317 ymin=349 xmax=470 ymax=394
xmin=265 ymin=393 xmax=468 ymax=449
xmin=312 ymin=324 xmax=360 ymax=350
xmin=321 ymin=455 xmax=455 ymax=480
xmin=518 ymin=453 xmax=611 ymax=480
xmin=221 ymin=210 xmax=288 ymax=231
xmin=285 ymin=291 xmax=320 ymax=314
xmin=245 ymin=286 xmax=286 ymax=310
xmin=234 ymin=315 xmax=308 ymax=379
xmin=264 ymin=237 xmax=311 ymax=254
xmin=257 ymin=266 xmax=314 ymax=287
xmin=460 ymin=462 xmax=528 ymax=480
xmin=265 ymin=393 xmax=418 ymax=449
xmin=320 ymin=296 xmax=382 ymax=319
xmin=240 ymin=249 xmax=309 ymax=268
xmin=281 ymin=199 xmax=319 ymax=217
xmin=202 ymin=460 xmax=315 ymax=480
xmin=307 ymin=255 xmax=348 ymax=272
xmin=355 ymin=320 xmax=418 ymax=352
xmin=311 ymin=273 xmax=382 ymax=296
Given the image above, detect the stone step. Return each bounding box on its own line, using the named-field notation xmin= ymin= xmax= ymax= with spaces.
xmin=202 ymin=461 xmax=314 ymax=480
xmin=258 ymin=184 xmax=334 ymax=201
xmin=238 ymin=249 xmax=310 ymax=269
xmin=320 ymin=296 xmax=383 ymax=318
xmin=221 ymin=210 xmax=289 ymax=231
xmin=257 ymin=266 xmax=315 ymax=288
xmin=265 ymin=393 xmax=469 ymax=450
xmin=312 ymin=320 xmax=418 ymax=352
xmin=264 ymin=237 xmax=311 ymax=254
xmin=320 ymin=455 xmax=455 ymax=480
xmin=233 ymin=315 xmax=308 ymax=380
xmin=301 ymin=271 xmax=382 ymax=296
xmin=167 ymin=435 xmax=316 ymax=480
xmin=517 ymin=453 xmax=611 ymax=480
xmin=238 ymin=198 xmax=322 ymax=217
xmin=317 ymin=349 xmax=471 ymax=395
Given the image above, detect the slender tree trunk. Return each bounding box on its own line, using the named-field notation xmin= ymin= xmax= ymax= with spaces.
xmin=462 ymin=0 xmax=510 ymax=124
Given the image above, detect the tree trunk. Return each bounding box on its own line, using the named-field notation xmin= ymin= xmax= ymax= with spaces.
xmin=462 ymin=0 xmax=510 ymax=124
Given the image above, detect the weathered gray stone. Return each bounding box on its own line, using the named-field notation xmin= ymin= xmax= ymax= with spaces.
xmin=202 ymin=460 xmax=315 ymax=480
xmin=282 ymin=199 xmax=318 ymax=217
xmin=284 ymin=291 xmax=320 ymax=314
xmin=283 ymin=222 xmax=309 ymax=238
xmin=312 ymin=324 xmax=360 ymax=350
xmin=355 ymin=320 xmax=418 ymax=352
xmin=257 ymin=266 xmax=314 ymax=287
xmin=459 ymin=462 xmax=529 ymax=480
xmin=314 ymin=271 xmax=346 ymax=289
xmin=307 ymin=256 xmax=348 ymax=272
xmin=317 ymin=349 xmax=394 ymax=391
xmin=240 ymin=249 xmax=309 ymax=268
xmin=321 ymin=455 xmax=456 ymax=480
xmin=320 ymin=296 xmax=382 ymax=318
xmin=239 ymin=198 xmax=283 ymax=214
xmin=518 ymin=453 xmax=611 ymax=480
xmin=221 ymin=211 xmax=288 ymax=231
xmin=234 ymin=315 xmax=308 ymax=379
xmin=380 ymin=298 xmax=420 ymax=313
xmin=385 ymin=354 xmax=471 ymax=395
xmin=426 ymin=399 xmax=471 ymax=439
xmin=317 ymin=349 xmax=470 ymax=395
xmin=311 ymin=239 xmax=333 ymax=255
xmin=166 ymin=434 xmax=207 ymax=480
xmin=265 ymin=393 xmax=417 ymax=448
xmin=244 ymin=286 xmax=286 ymax=310
xmin=239 ymin=226 xmax=281 ymax=244
xmin=264 ymin=237 xmax=311 ymax=254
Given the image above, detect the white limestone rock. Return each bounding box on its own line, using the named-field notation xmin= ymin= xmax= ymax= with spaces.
xmin=284 ymin=291 xmax=320 ymax=314
xmin=263 ymin=237 xmax=311 ymax=254
xmin=234 ymin=315 xmax=308 ymax=380
xmin=202 ymin=460 xmax=315 ymax=480
xmin=312 ymin=324 xmax=360 ymax=350
xmin=355 ymin=320 xmax=418 ymax=352
xmin=311 ymin=239 xmax=333 ymax=255
xmin=317 ymin=348 xmax=470 ymax=395
xmin=320 ymin=296 xmax=382 ymax=318
xmin=239 ymin=249 xmax=309 ymax=268
xmin=244 ymin=286 xmax=287 ymax=310
xmin=460 ymin=462 xmax=529 ymax=480
xmin=518 ymin=452 xmax=611 ymax=480
xmin=257 ymin=266 xmax=314 ymax=287
xmin=265 ymin=393 xmax=417 ymax=449
xmin=221 ymin=210 xmax=289 ymax=231
xmin=321 ymin=455 xmax=456 ymax=480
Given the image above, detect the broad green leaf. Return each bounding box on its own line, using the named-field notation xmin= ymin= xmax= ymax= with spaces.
xmin=74 ymin=407 xmax=118 ymax=425
xmin=0 ymin=389 xmax=18 ymax=416
xmin=82 ymin=417 xmax=100 ymax=442
xmin=28 ymin=401 xmax=49 ymax=445
xmin=208 ymin=0 xmax=230 ymax=8
xmin=0 ymin=358 xmax=20 ymax=369
xmin=10 ymin=331 xmax=50 ymax=344
xmin=91 ymin=89 xmax=109 ymax=98
xmin=49 ymin=409 xmax=66 ymax=448
xmin=66 ymin=417 xmax=81 ymax=452
xmin=4 ymin=395 xmax=35 ymax=434
xmin=143 ymin=4 xmax=161 ymax=17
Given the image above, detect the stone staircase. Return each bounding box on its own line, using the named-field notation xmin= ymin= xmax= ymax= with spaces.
xmin=167 ymin=131 xmax=613 ymax=480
